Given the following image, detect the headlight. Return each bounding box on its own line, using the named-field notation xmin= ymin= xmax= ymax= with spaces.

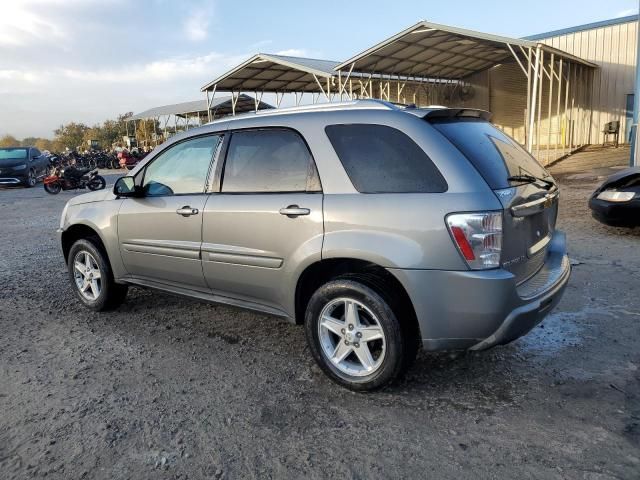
xmin=596 ymin=190 xmax=636 ymax=202
xmin=13 ymin=164 xmax=27 ymax=170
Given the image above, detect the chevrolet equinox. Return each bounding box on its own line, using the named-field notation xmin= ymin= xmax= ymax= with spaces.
xmin=58 ymin=100 xmax=571 ymax=390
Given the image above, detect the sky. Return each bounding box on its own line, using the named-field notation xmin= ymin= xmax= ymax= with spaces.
xmin=1 ymin=0 xmax=638 ymax=139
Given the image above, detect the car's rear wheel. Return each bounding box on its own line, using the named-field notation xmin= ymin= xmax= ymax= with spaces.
xmin=304 ymin=278 xmax=416 ymax=391
xmin=67 ymin=238 xmax=128 ymax=311
xmin=43 ymin=182 xmax=61 ymax=194
xmin=88 ymin=175 xmax=106 ymax=191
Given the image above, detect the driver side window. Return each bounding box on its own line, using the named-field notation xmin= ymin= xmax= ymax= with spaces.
xmin=143 ymin=135 xmax=221 ymax=196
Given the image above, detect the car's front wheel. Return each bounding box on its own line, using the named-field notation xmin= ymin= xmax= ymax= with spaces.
xmin=67 ymin=238 xmax=128 ymax=311
xmin=23 ymin=169 xmax=36 ymax=187
xmin=304 ymin=277 xmax=416 ymax=391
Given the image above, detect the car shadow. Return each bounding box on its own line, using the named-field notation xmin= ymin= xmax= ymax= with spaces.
xmin=95 ymin=286 xmax=540 ymax=406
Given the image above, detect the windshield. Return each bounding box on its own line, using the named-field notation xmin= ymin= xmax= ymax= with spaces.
xmin=430 ymin=118 xmax=550 ymax=190
xmin=0 ymin=148 xmax=28 ymax=160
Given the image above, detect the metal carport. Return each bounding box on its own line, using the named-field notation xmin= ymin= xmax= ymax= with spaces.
xmin=200 ymin=21 xmax=598 ymax=163
xmin=129 ymin=95 xmax=273 ymax=144
xmin=334 ymin=21 xmax=598 ymax=163
xmin=201 ymin=53 xmax=341 ymax=115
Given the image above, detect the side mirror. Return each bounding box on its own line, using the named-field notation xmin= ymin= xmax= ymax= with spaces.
xmin=113 ymin=176 xmax=141 ymax=197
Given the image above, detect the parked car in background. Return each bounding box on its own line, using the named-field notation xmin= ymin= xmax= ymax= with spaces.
xmin=0 ymin=147 xmax=49 ymax=187
xmin=589 ymin=167 xmax=640 ymax=227
xmin=58 ymin=100 xmax=570 ymax=391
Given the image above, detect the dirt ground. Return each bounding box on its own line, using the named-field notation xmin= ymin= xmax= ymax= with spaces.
xmin=0 ymin=160 xmax=639 ymax=479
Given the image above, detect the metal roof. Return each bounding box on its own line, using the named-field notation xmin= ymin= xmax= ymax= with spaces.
xmin=201 ymin=53 xmax=340 ymax=92
xmin=524 ymin=14 xmax=639 ymax=40
xmin=335 ymin=20 xmax=596 ymax=79
xmin=130 ymin=94 xmax=272 ymax=120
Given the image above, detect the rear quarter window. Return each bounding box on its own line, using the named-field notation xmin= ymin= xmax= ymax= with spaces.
xmin=325 ymin=124 xmax=447 ymax=193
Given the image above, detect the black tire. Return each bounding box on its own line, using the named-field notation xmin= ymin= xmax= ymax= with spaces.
xmin=23 ymin=169 xmax=37 ymax=188
xmin=88 ymin=175 xmax=106 ymax=191
xmin=44 ymin=182 xmax=61 ymax=194
xmin=304 ymin=277 xmax=417 ymax=391
xmin=67 ymin=238 xmax=128 ymax=311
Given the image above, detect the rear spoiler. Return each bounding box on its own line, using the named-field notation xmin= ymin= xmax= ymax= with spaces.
xmin=404 ymin=107 xmax=492 ymax=122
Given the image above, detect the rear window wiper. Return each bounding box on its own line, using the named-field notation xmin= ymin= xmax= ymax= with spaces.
xmin=507 ymin=174 xmax=554 ymax=190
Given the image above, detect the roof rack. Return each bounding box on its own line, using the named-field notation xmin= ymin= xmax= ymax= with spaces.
xmin=206 ymin=99 xmax=399 ymax=124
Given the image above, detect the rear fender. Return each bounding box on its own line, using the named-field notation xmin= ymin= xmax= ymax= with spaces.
xmin=43 ymin=175 xmax=59 ymax=185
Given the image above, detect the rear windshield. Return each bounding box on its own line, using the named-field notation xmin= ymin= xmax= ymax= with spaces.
xmin=0 ymin=148 xmax=28 ymax=160
xmin=325 ymin=124 xmax=447 ymax=193
xmin=430 ymin=118 xmax=549 ymax=190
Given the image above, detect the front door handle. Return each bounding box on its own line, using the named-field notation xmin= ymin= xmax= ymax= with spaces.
xmin=279 ymin=205 xmax=310 ymax=218
xmin=176 ymin=206 xmax=199 ymax=217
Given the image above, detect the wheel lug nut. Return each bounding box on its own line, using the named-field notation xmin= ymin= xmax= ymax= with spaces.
xmin=348 ymin=324 xmax=354 ymax=331
xmin=354 ymin=343 xmax=360 ymax=348
xmin=341 ymin=328 xmax=345 ymax=334
xmin=356 ymin=332 xmax=362 ymax=338
xmin=344 ymin=340 xmax=349 ymax=345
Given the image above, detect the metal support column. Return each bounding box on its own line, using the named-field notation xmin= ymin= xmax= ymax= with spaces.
xmin=527 ymin=44 xmax=541 ymax=153
xmin=631 ymin=4 xmax=640 ymax=165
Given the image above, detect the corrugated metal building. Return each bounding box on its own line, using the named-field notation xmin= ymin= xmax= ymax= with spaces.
xmin=409 ymin=15 xmax=639 ymax=164
xmin=526 ymin=15 xmax=639 ymax=147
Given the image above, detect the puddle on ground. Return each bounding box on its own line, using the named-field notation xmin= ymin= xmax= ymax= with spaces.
xmin=516 ymin=306 xmax=617 ymax=357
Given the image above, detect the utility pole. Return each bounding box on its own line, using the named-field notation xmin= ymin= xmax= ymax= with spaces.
xmin=631 ymin=2 xmax=640 ymax=166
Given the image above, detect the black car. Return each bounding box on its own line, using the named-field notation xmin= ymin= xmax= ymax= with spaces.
xmin=589 ymin=167 xmax=640 ymax=227
xmin=0 ymin=147 xmax=49 ymax=187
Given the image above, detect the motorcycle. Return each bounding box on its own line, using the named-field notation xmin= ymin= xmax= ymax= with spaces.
xmin=43 ymin=166 xmax=106 ymax=194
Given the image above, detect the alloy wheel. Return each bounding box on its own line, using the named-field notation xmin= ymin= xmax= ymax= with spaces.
xmin=73 ymin=251 xmax=102 ymax=301
xmin=318 ymin=297 xmax=386 ymax=377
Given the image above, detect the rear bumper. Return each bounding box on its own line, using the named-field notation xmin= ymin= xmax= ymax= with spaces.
xmin=388 ymin=230 xmax=571 ymax=351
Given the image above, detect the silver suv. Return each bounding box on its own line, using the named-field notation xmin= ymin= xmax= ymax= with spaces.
xmin=58 ymin=100 xmax=570 ymax=390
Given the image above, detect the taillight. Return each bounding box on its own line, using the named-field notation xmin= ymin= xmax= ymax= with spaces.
xmin=446 ymin=212 xmax=502 ymax=270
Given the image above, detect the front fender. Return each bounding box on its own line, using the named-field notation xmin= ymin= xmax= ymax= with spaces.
xmin=61 ymin=199 xmax=126 ymax=280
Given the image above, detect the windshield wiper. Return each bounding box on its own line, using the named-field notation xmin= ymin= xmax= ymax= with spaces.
xmin=507 ymin=174 xmax=555 ymax=190
xmin=508 ymin=169 xmax=555 ymax=190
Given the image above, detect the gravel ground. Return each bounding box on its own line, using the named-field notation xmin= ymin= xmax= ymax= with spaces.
xmin=0 ymin=167 xmax=638 ymax=479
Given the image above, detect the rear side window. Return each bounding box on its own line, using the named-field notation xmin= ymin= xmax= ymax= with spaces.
xmin=325 ymin=124 xmax=447 ymax=193
xmin=430 ymin=118 xmax=550 ymax=190
xmin=222 ymin=129 xmax=320 ymax=193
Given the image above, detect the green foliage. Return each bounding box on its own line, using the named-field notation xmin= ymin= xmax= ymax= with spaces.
xmin=34 ymin=138 xmax=54 ymax=151
xmin=20 ymin=137 xmax=38 ymax=147
xmin=3 ymin=111 xmax=136 ymax=152
xmin=53 ymin=122 xmax=89 ymax=151
xmin=0 ymin=134 xmax=20 ymax=148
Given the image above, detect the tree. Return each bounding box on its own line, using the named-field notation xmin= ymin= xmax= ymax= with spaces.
xmin=34 ymin=138 xmax=54 ymax=151
xmin=0 ymin=134 xmax=20 ymax=147
xmin=53 ymin=122 xmax=89 ymax=151
xmin=97 ymin=115 xmax=130 ymax=149
xmin=82 ymin=126 xmax=102 ymax=150
xmin=20 ymin=137 xmax=38 ymax=147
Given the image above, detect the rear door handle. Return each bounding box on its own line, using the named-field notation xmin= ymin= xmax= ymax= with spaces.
xmin=176 ymin=206 xmax=199 ymax=217
xmin=279 ymin=205 xmax=310 ymax=218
